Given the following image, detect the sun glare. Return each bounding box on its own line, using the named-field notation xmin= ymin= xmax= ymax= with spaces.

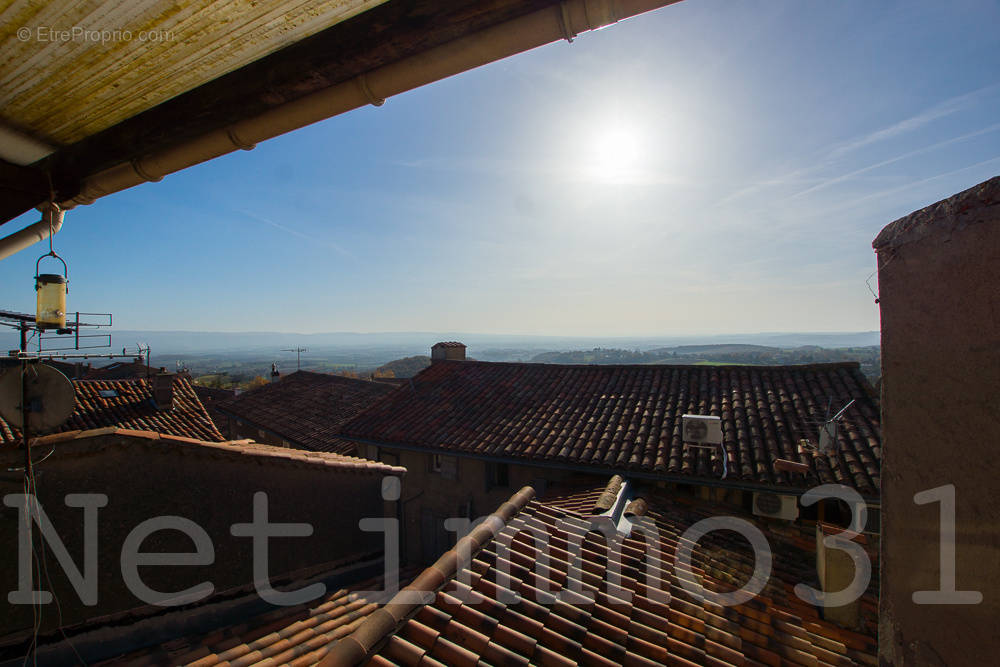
xmin=581 ymin=122 xmax=648 ymax=183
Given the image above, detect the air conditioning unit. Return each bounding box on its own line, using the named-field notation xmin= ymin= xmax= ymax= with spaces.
xmin=752 ymin=492 xmax=799 ymax=521
xmin=682 ymin=414 xmax=722 ymax=445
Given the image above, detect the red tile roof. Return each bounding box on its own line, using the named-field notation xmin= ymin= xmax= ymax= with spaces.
xmin=343 ymin=361 xmax=881 ymax=495
xmin=99 ymin=574 xmax=400 ymax=667
xmin=92 ymin=562 xmax=428 ymax=667
xmin=84 ymin=358 xmax=157 ymax=380
xmin=0 ymin=376 xmax=225 ymax=445
xmin=321 ymin=480 xmax=878 ymax=666
xmin=216 ymin=371 xmax=397 ymax=454
xmin=193 ymin=384 xmax=237 ymax=433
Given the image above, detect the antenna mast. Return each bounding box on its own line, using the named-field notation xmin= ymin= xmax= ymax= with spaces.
xmin=282 ymin=347 xmax=306 ymax=371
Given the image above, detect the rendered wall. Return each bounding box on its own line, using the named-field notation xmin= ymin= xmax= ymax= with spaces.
xmin=371 ymin=446 xmax=580 ymax=564
xmin=875 ymin=176 xmax=1000 ymax=665
xmin=0 ymin=434 xmax=388 ymax=643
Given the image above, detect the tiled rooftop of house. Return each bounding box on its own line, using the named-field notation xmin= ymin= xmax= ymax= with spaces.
xmin=321 ymin=479 xmax=878 ymax=667
xmin=83 ymin=358 xmax=157 ymax=380
xmin=193 ymin=384 xmax=238 ymax=433
xmin=98 ymin=568 xmax=423 ymax=667
xmin=0 ymin=375 xmax=225 ymax=445
xmin=216 ymin=371 xmax=398 ymax=454
xmin=343 ymin=361 xmax=881 ymax=496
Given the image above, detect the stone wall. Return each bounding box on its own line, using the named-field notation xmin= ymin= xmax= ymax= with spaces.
xmin=0 ymin=433 xmax=389 ymax=642
xmin=874 ymin=175 xmax=1000 ymax=665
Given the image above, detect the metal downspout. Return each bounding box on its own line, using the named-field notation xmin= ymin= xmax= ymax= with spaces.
xmin=0 ymin=204 xmax=64 ymax=261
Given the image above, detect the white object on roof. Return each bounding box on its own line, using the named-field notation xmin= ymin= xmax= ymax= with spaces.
xmin=682 ymin=414 xmax=723 ymax=445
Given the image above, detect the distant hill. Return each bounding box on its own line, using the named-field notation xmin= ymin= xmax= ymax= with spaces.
xmin=375 ymin=355 xmax=431 ymax=378
xmin=0 ymin=328 xmax=879 ymax=357
xmin=653 ymin=344 xmax=778 ymax=356
xmin=527 ymin=345 xmax=881 ymax=380
xmin=532 ymin=348 xmax=648 ymax=364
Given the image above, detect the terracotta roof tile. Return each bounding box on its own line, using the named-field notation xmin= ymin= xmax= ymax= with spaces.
xmin=192 ymin=384 xmax=238 ymax=432
xmin=319 ymin=480 xmax=877 ymax=667
xmin=99 ymin=567 xmax=423 ymax=667
xmin=343 ymin=361 xmax=881 ymax=495
xmin=0 ymin=375 xmax=224 ymax=445
xmin=217 ymin=371 xmax=397 ymax=454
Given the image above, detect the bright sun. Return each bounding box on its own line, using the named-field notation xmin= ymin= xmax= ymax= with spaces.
xmin=582 ymin=123 xmax=646 ymax=183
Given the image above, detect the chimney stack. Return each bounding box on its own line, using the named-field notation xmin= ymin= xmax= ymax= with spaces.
xmin=270 ymin=363 xmax=280 ymax=383
xmin=431 ymin=341 xmax=466 ymax=363
xmin=152 ymin=372 xmax=175 ymax=410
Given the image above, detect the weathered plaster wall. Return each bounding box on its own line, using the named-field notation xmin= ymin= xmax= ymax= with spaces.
xmin=0 ymin=434 xmax=387 ymax=641
xmin=875 ymin=175 xmax=1000 ymax=665
xmin=370 ymin=446 xmax=582 ymax=564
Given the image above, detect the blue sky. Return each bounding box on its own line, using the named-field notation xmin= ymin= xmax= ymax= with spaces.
xmin=2 ymin=0 xmax=998 ymax=336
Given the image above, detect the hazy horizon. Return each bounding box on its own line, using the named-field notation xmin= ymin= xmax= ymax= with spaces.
xmin=1 ymin=327 xmax=881 ymax=359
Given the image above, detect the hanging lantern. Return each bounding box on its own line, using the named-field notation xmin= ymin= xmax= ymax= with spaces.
xmin=35 ymin=252 xmax=68 ymax=330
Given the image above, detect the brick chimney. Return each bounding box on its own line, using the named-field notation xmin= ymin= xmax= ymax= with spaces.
xmin=431 ymin=341 xmax=466 ymax=363
xmin=152 ymin=372 xmax=175 ymax=410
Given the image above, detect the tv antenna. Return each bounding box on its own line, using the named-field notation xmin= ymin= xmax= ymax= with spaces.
xmin=282 ymin=347 xmax=306 ymax=371
xmin=798 ymin=398 xmax=857 ymax=453
xmin=1 ymin=309 xmax=137 ymax=481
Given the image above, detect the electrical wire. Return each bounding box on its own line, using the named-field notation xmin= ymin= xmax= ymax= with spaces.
xmin=19 ymin=355 xmax=86 ymax=666
xmin=866 ymin=249 xmax=897 ymax=304
xmin=22 ymin=476 xmax=41 ymax=667
xmin=30 ymin=457 xmax=87 ymax=665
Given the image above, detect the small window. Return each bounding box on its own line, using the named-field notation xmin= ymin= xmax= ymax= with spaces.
xmin=486 ymin=462 xmax=510 ymax=491
xmin=430 ymin=454 xmax=457 ymax=480
xmin=98 ymin=389 xmax=118 ymax=398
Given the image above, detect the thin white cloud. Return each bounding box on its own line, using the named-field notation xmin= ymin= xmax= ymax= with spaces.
xmin=235 ymin=209 xmax=354 ymax=258
xmin=817 ymin=154 xmax=1000 ymax=217
xmin=784 ymin=122 xmax=1000 ymax=201
xmin=828 ymin=82 xmax=1000 ymax=159
xmin=717 ymin=83 xmax=1000 ymax=208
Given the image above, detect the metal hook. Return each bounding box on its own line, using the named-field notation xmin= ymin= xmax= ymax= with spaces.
xmin=35 ymin=251 xmax=68 ymax=279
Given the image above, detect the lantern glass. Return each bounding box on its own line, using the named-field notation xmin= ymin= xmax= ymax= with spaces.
xmin=36 ymin=273 xmax=67 ymax=330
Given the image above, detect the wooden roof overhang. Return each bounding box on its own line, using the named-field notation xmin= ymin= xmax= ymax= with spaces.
xmin=0 ymin=0 xmax=680 ymax=226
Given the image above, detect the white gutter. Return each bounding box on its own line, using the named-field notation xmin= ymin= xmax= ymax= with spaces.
xmin=0 ymin=123 xmax=55 ymax=166
xmin=61 ymin=0 xmax=680 ymax=209
xmin=0 ymin=204 xmax=64 ymax=261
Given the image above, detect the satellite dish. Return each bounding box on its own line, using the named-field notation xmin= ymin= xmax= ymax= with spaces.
xmin=0 ymin=364 xmax=76 ymax=434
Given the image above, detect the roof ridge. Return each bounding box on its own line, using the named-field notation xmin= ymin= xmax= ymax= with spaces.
xmin=318 ymin=486 xmax=536 ymax=667
xmin=6 ymin=428 xmax=406 ymax=476
xmin=422 ymin=358 xmax=865 ymax=372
